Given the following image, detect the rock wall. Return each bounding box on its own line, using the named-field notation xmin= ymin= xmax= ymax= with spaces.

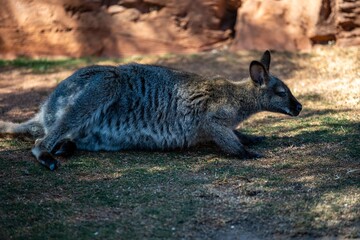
xmin=231 ymin=0 xmax=360 ymax=51
xmin=336 ymin=0 xmax=360 ymax=47
xmin=0 ymin=0 xmax=358 ymax=58
xmin=0 ymin=0 xmax=237 ymax=58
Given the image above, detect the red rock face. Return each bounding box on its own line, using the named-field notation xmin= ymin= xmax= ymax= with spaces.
xmin=232 ymin=0 xmax=317 ymax=51
xmin=231 ymin=0 xmax=360 ymax=51
xmin=0 ymin=0 xmax=236 ymax=58
xmin=336 ymin=0 xmax=360 ymax=47
xmin=0 ymin=0 xmax=358 ymax=58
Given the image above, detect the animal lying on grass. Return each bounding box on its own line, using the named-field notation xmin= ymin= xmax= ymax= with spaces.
xmin=0 ymin=51 xmax=302 ymax=171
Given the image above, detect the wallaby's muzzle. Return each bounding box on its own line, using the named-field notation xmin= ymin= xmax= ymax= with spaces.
xmin=289 ymin=97 xmax=302 ymax=116
xmin=291 ymin=104 xmax=302 ymax=116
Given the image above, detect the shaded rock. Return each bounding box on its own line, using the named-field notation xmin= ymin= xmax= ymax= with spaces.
xmin=0 ymin=0 xmax=235 ymax=58
xmin=336 ymin=0 xmax=360 ymax=46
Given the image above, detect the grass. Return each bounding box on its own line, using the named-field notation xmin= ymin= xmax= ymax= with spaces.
xmin=0 ymin=54 xmax=172 ymax=73
xmin=0 ymin=58 xmax=90 ymax=73
xmin=0 ymin=46 xmax=359 ymax=239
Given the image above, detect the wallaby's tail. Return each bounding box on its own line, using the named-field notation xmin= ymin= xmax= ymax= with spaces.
xmin=0 ymin=118 xmax=44 ymax=138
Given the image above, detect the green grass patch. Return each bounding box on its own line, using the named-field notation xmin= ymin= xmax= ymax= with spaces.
xmin=0 ymin=54 xmax=172 ymax=73
xmin=0 ymin=58 xmax=93 ymax=73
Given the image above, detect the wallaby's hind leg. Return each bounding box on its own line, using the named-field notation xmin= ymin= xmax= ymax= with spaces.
xmin=32 ymin=124 xmax=76 ymax=171
xmin=30 ymin=79 xmax=119 ymax=171
xmin=32 ymin=139 xmax=60 ymax=171
xmin=233 ymin=130 xmax=265 ymax=146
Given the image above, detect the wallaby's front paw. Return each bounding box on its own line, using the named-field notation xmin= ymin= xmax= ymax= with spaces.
xmin=247 ymin=136 xmax=266 ymax=145
xmin=233 ymin=131 xmax=266 ymax=146
xmin=242 ymin=149 xmax=264 ymax=159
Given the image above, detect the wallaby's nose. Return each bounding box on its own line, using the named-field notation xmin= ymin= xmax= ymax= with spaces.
xmin=296 ymin=104 xmax=302 ymax=112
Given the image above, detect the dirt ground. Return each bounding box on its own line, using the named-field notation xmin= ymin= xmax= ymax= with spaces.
xmin=0 ymin=47 xmax=359 ymax=239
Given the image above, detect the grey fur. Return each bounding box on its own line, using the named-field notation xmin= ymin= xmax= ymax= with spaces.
xmin=0 ymin=51 xmax=302 ymax=170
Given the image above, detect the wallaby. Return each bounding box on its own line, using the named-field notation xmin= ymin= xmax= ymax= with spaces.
xmin=0 ymin=51 xmax=302 ymax=171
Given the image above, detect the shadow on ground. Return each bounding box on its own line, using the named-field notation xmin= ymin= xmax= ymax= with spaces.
xmin=0 ymin=106 xmax=359 ymax=239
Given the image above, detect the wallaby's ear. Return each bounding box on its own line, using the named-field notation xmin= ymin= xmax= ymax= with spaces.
xmin=249 ymin=61 xmax=269 ymax=87
xmin=260 ymin=50 xmax=271 ymax=72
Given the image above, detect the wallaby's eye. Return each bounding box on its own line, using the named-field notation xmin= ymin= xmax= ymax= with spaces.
xmin=276 ymin=91 xmax=286 ymax=97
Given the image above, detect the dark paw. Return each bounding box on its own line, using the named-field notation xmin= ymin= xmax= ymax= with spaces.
xmin=38 ymin=152 xmax=60 ymax=171
xmin=52 ymin=140 xmax=76 ymax=157
xmin=246 ymin=136 xmax=266 ymax=145
xmin=233 ymin=131 xmax=266 ymax=146
xmin=241 ymin=149 xmax=264 ymax=159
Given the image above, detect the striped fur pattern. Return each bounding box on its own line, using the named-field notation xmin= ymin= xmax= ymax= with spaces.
xmin=39 ymin=64 xmax=211 ymax=152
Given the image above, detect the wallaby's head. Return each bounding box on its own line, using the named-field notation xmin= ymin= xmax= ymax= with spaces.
xmin=249 ymin=50 xmax=302 ymax=116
